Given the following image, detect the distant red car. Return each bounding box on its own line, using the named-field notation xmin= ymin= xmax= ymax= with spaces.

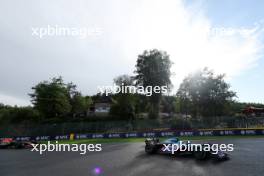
xmin=242 ymin=106 xmax=264 ymax=116
xmin=0 ymin=138 xmax=37 ymax=149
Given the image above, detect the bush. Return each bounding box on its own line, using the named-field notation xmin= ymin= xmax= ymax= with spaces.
xmin=0 ymin=107 xmax=42 ymax=124
xmin=170 ymin=117 xmax=191 ymax=129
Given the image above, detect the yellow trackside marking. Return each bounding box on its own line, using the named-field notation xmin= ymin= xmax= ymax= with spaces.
xmin=70 ymin=133 xmax=75 ymax=140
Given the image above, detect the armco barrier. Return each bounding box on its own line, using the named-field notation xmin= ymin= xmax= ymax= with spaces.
xmin=2 ymin=128 xmax=264 ymax=141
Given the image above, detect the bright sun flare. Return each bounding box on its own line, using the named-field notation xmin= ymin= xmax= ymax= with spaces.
xmin=122 ymin=0 xmax=262 ymax=88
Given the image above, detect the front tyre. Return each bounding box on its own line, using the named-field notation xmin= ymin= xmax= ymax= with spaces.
xmin=145 ymin=145 xmax=157 ymax=154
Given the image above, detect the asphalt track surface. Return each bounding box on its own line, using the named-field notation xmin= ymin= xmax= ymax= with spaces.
xmin=0 ymin=138 xmax=264 ymax=176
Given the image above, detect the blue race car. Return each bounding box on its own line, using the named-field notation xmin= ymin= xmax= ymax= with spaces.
xmin=145 ymin=137 xmax=229 ymax=161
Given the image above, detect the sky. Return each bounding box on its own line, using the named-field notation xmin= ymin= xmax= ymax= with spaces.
xmin=0 ymin=0 xmax=263 ymax=106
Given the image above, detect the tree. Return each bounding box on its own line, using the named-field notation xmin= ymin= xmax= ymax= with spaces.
xmin=114 ymin=74 xmax=134 ymax=87
xmin=29 ymin=77 xmax=72 ymax=118
xmin=177 ymin=68 xmax=236 ymax=126
xmin=110 ymin=75 xmax=136 ymax=120
xmin=134 ymin=94 xmax=148 ymax=114
xmin=134 ymin=49 xmax=172 ymax=118
xmin=110 ymin=95 xmax=136 ymax=120
xmin=161 ymin=96 xmax=177 ymax=114
xmin=0 ymin=106 xmax=41 ymax=124
xmin=0 ymin=103 xmax=4 ymax=109
xmin=71 ymin=93 xmax=92 ymax=117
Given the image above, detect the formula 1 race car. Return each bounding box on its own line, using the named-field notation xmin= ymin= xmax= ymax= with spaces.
xmin=0 ymin=138 xmax=37 ymax=149
xmin=145 ymin=137 xmax=229 ymax=161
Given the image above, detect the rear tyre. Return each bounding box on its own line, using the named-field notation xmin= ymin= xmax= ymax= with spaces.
xmin=194 ymin=151 xmax=208 ymax=160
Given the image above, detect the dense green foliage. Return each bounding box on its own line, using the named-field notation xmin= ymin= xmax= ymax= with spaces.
xmin=29 ymin=77 xmax=71 ymax=118
xmin=0 ymin=50 xmax=263 ymax=130
xmin=176 ymin=68 xmax=236 ymax=126
xmin=134 ymin=49 xmax=172 ymax=118
xmin=110 ymin=75 xmax=136 ymax=120
xmin=0 ymin=104 xmax=41 ymax=124
xmin=29 ymin=76 xmax=92 ymax=119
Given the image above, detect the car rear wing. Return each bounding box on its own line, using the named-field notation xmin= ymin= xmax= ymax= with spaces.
xmin=145 ymin=138 xmax=159 ymax=145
